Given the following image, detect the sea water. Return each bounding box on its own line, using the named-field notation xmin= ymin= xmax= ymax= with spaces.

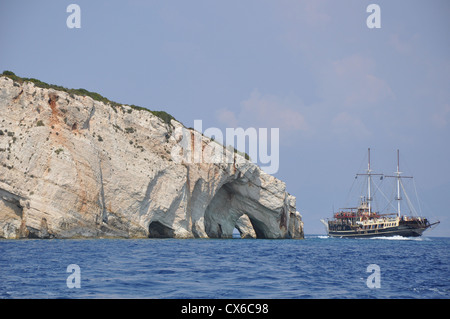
xmin=0 ymin=235 xmax=449 ymax=299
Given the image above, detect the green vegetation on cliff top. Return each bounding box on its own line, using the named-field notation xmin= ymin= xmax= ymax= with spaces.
xmin=2 ymin=71 xmax=251 ymax=160
xmin=1 ymin=70 xmax=175 ymax=126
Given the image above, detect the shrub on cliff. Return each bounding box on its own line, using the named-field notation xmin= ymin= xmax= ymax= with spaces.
xmin=1 ymin=71 xmax=177 ymax=127
xmin=130 ymin=105 xmax=175 ymax=126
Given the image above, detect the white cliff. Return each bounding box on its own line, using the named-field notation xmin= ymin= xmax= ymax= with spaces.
xmin=0 ymin=75 xmax=303 ymax=239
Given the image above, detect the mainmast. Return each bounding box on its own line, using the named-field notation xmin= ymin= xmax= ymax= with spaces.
xmin=396 ymin=149 xmax=401 ymax=217
xmin=385 ymin=149 xmax=413 ymax=218
xmin=367 ymin=148 xmax=372 ymax=213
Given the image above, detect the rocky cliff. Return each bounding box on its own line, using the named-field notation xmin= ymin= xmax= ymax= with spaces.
xmin=0 ymin=75 xmax=303 ymax=239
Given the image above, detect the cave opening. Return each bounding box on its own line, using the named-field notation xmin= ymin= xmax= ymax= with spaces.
xmin=246 ymin=215 xmax=268 ymax=239
xmin=148 ymin=221 xmax=174 ymax=238
xmin=204 ymin=181 xmax=266 ymax=239
xmin=232 ymin=227 xmax=241 ymax=239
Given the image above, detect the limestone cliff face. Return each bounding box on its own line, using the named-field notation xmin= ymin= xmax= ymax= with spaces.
xmin=0 ymin=76 xmax=303 ymax=239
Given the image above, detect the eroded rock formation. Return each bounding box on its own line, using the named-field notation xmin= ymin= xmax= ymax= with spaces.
xmin=0 ymin=76 xmax=304 ymax=239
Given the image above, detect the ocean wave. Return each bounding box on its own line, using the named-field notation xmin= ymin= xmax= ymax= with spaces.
xmin=369 ymin=235 xmax=427 ymax=241
xmin=2 ymin=237 xmax=448 ymax=298
xmin=305 ymin=235 xmax=330 ymax=239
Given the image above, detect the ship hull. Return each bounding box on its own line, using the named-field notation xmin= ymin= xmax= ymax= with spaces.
xmin=328 ymin=224 xmax=427 ymax=238
xmin=324 ymin=149 xmax=439 ymax=238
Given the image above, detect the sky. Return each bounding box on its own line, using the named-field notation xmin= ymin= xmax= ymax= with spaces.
xmin=1 ymin=0 xmax=449 ymax=236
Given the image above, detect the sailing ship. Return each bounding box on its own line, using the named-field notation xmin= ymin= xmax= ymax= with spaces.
xmin=321 ymin=149 xmax=439 ymax=238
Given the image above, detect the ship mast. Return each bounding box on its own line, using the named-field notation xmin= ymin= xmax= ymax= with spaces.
xmin=396 ymin=149 xmax=401 ymax=217
xmin=367 ymin=148 xmax=372 ymax=213
xmin=356 ymin=148 xmax=383 ymax=214
xmin=385 ymin=149 xmax=413 ymax=218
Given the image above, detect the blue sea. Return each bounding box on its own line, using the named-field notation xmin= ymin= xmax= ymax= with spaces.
xmin=1 ymin=235 xmax=449 ymax=299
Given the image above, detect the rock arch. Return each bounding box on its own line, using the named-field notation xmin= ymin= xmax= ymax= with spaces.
xmin=203 ymin=177 xmax=284 ymax=239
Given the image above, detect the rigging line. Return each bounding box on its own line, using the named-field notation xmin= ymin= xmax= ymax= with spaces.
xmin=380 ymin=201 xmax=393 ymax=214
xmin=370 ymin=176 xmax=383 ymax=212
xmin=413 ymin=179 xmax=439 ymax=224
xmin=344 ymin=173 xmax=358 ymax=208
xmin=358 ymin=176 xmax=366 ymax=202
xmin=371 ymin=176 xmax=384 ymax=197
xmin=373 ymin=179 xmax=397 ymax=212
xmin=400 ymin=179 xmax=419 ymax=217
xmin=395 ymin=153 xmax=435 ymax=222
xmin=346 ymin=152 xmax=370 ymax=207
xmin=412 ymin=178 xmax=423 ymax=216
xmin=422 ymin=200 xmax=440 ymax=224
xmin=356 ymin=151 xmax=368 ymax=176
xmin=412 ymin=178 xmax=440 ymax=224
xmin=389 ymin=178 xmax=398 ymax=211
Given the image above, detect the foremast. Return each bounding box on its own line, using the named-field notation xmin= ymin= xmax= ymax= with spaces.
xmin=356 ymin=148 xmax=382 ymax=213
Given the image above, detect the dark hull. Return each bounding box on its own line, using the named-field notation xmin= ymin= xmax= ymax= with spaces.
xmin=328 ymin=224 xmax=427 ymax=238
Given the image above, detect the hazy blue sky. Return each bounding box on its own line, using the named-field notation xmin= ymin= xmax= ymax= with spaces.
xmin=1 ymin=0 xmax=449 ymax=236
